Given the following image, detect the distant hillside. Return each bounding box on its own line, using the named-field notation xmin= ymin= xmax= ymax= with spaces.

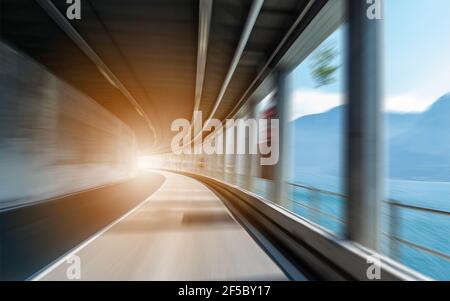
xmin=292 ymin=93 xmax=450 ymax=181
xmin=389 ymin=93 xmax=450 ymax=180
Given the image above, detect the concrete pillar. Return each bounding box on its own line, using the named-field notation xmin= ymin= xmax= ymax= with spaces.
xmin=217 ymin=131 xmax=226 ymax=181
xmin=251 ymin=103 xmax=261 ymax=190
xmin=346 ymin=0 xmax=383 ymax=250
xmin=242 ymin=102 xmax=257 ymax=191
xmin=272 ymin=69 xmax=291 ymax=205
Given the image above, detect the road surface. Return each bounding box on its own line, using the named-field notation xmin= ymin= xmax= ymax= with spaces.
xmin=35 ymin=171 xmax=287 ymax=280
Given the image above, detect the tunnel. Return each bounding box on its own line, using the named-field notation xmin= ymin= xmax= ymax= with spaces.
xmin=1 ymin=0 xmax=449 ymax=283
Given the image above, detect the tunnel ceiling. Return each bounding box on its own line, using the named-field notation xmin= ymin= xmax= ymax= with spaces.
xmin=0 ymin=0 xmax=326 ymax=153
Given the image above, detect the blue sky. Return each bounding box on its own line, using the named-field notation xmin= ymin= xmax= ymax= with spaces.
xmin=289 ymin=0 xmax=450 ymax=120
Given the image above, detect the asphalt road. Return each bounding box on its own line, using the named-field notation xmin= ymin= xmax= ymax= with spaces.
xmin=0 ymin=171 xmax=165 ymax=280
xmin=35 ymin=171 xmax=287 ymax=281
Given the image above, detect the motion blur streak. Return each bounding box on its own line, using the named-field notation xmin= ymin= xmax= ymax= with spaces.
xmin=36 ymin=172 xmax=287 ymax=281
xmin=1 ymin=0 xmax=448 ymax=282
xmin=0 ymin=42 xmax=137 ymax=210
xmin=1 ymin=171 xmax=164 ymax=281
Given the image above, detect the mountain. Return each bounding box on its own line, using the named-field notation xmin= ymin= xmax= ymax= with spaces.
xmin=292 ymin=93 xmax=450 ymax=181
xmin=292 ymin=105 xmax=345 ymax=177
xmin=389 ymin=93 xmax=450 ymax=180
xmin=386 ymin=113 xmax=421 ymax=138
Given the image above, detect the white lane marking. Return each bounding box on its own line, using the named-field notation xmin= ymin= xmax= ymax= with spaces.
xmin=31 ymin=173 xmax=167 ymax=281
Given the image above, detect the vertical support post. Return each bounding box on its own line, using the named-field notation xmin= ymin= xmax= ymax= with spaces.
xmin=389 ymin=202 xmax=400 ymax=260
xmin=273 ymin=69 xmax=291 ymax=205
xmin=242 ymin=126 xmax=253 ymax=190
xmin=244 ymin=101 xmax=257 ymax=191
xmin=235 ymin=118 xmax=244 ymax=186
xmin=308 ymin=188 xmax=320 ymax=224
xmin=232 ymin=123 xmax=238 ymax=185
xmin=251 ymin=103 xmax=261 ymax=190
xmin=224 ymin=124 xmax=235 ymax=183
xmin=211 ymin=153 xmax=217 ymax=177
xmin=346 ymin=0 xmax=383 ymax=250
xmin=218 ymin=130 xmax=226 ymax=180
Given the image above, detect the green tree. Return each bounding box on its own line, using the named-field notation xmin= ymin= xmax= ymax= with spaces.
xmin=310 ymin=43 xmax=339 ymax=88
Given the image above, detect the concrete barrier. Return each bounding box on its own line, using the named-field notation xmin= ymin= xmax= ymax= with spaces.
xmin=0 ymin=171 xmax=165 ymax=280
xmin=0 ymin=42 xmax=137 ymax=210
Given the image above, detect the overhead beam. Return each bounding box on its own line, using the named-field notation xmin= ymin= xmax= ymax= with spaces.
xmin=192 ymin=0 xmax=213 ymax=120
xmin=225 ymin=0 xmax=316 ymax=120
xmin=207 ymin=0 xmax=264 ymax=123
xmin=180 ymin=0 xmax=213 ymax=153
xmin=35 ymin=0 xmax=157 ymax=146
xmin=196 ymin=0 xmax=317 ymax=148
xmin=190 ymin=0 xmax=264 ymax=147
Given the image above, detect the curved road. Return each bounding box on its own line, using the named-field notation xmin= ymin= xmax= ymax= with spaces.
xmin=35 ymin=171 xmax=287 ymax=281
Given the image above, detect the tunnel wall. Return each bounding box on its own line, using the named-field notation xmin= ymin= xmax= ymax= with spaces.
xmin=0 ymin=42 xmax=138 ymax=210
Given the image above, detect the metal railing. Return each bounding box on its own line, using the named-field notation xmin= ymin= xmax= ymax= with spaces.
xmin=167 ymin=163 xmax=449 ymax=278
xmin=170 ymin=163 xmax=450 ymax=266
xmin=385 ymin=200 xmax=450 ymax=262
xmin=286 ymin=182 xmax=450 ymax=264
xmin=287 ymin=182 xmax=346 ymax=227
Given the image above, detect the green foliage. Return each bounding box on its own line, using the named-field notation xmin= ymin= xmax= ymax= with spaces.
xmin=310 ymin=43 xmax=340 ymax=88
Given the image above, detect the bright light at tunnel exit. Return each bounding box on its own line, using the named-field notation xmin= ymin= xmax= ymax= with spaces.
xmin=137 ymin=156 xmax=153 ymax=170
xmin=137 ymin=155 xmax=165 ymax=170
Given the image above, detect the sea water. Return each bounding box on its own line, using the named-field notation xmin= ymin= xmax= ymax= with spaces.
xmin=288 ymin=171 xmax=450 ymax=280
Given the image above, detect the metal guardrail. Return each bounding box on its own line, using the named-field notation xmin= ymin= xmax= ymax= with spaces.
xmin=287 ymin=198 xmax=345 ymax=224
xmin=286 ymin=182 xmax=450 ymax=263
xmin=287 ymin=182 xmax=346 ymax=227
xmin=385 ymin=200 xmax=450 ymax=263
xmin=175 ymin=169 xmax=430 ymax=280
xmin=172 ymin=167 xmax=450 ymax=265
xmin=386 ymin=201 xmax=450 ymax=217
xmin=287 ymin=182 xmax=345 ymax=198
